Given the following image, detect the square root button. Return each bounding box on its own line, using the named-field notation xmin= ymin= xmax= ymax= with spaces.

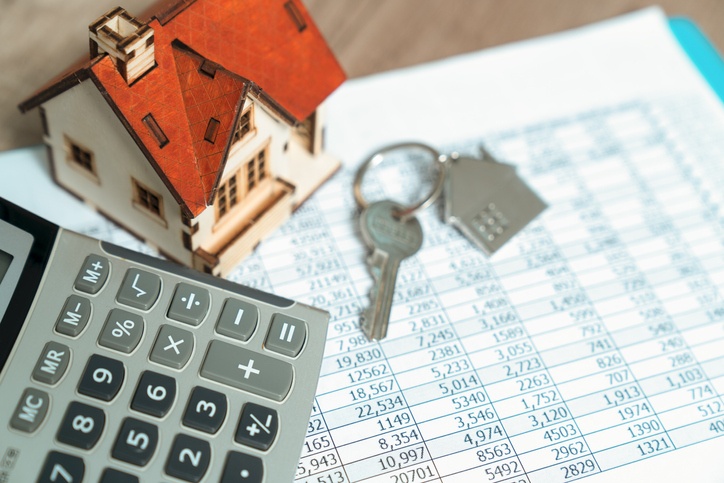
xmin=265 ymin=314 xmax=306 ymax=357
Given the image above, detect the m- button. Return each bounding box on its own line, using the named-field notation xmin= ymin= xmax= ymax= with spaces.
xmin=265 ymin=314 xmax=306 ymax=357
xmin=74 ymin=254 xmax=110 ymax=294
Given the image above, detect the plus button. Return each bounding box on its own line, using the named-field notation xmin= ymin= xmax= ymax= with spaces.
xmin=237 ymin=359 xmax=260 ymax=379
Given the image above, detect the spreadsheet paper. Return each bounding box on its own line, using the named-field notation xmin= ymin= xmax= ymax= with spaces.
xmin=1 ymin=7 xmax=724 ymax=483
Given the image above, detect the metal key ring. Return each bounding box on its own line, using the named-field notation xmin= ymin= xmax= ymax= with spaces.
xmin=353 ymin=142 xmax=445 ymax=223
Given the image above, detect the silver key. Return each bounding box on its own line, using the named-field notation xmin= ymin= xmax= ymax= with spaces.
xmin=360 ymin=200 xmax=423 ymax=340
xmin=443 ymin=148 xmax=546 ymax=255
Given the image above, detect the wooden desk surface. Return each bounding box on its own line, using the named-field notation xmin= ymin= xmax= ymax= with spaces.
xmin=1 ymin=0 xmax=722 ymax=151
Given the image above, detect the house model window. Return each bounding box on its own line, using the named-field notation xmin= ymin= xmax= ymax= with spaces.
xmin=216 ymin=145 xmax=268 ymax=221
xmin=64 ymin=136 xmax=97 ymax=176
xmin=133 ymin=178 xmax=164 ymax=219
xmin=232 ymin=107 xmax=254 ymax=144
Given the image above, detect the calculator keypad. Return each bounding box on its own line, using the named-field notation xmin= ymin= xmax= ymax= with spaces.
xmin=3 ymin=242 xmax=327 ymax=482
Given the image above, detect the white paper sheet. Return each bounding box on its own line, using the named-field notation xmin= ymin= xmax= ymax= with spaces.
xmin=2 ymin=7 xmax=724 ymax=482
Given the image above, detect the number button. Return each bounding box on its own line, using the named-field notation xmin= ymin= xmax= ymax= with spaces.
xmin=234 ymin=403 xmax=278 ymax=450
xmin=112 ymin=418 xmax=159 ymax=467
xmin=56 ymin=402 xmax=105 ymax=450
xmin=221 ymin=451 xmax=263 ymax=483
xmin=38 ymin=451 xmax=84 ymax=483
xmin=183 ymin=386 xmax=227 ymax=434
xmin=165 ymin=434 xmax=211 ymax=482
xmin=78 ymin=354 xmax=125 ymax=401
xmin=100 ymin=468 xmax=139 ymax=483
xmin=131 ymin=371 xmax=176 ymax=417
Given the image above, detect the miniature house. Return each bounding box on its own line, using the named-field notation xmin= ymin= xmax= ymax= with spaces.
xmin=19 ymin=0 xmax=345 ymax=276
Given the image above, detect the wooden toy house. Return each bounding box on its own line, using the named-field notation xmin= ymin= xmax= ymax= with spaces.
xmin=19 ymin=0 xmax=345 ymax=276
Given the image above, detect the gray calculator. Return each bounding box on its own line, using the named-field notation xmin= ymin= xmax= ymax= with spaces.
xmin=0 ymin=197 xmax=329 ymax=482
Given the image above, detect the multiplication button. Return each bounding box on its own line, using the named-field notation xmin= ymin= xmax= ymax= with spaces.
xmin=200 ymin=340 xmax=293 ymax=401
xmin=74 ymin=254 xmax=109 ymax=294
xmin=150 ymin=325 xmax=194 ymax=369
xmin=98 ymin=309 xmax=144 ymax=353
xmin=117 ymin=268 xmax=161 ymax=310
xmin=168 ymin=283 xmax=210 ymax=326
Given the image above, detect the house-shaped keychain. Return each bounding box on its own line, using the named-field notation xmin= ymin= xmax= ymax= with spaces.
xmin=19 ymin=0 xmax=345 ymax=276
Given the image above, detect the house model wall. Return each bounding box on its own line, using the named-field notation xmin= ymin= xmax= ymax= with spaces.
xmin=19 ymin=0 xmax=346 ymax=276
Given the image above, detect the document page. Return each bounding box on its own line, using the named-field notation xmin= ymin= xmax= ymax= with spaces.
xmin=2 ymin=7 xmax=724 ymax=482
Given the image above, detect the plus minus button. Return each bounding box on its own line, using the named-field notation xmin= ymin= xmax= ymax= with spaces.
xmin=237 ymin=359 xmax=260 ymax=379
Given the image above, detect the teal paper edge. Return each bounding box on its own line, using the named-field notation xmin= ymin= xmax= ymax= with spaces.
xmin=669 ymin=17 xmax=724 ymax=103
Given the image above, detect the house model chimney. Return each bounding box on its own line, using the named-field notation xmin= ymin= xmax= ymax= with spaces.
xmin=89 ymin=7 xmax=155 ymax=85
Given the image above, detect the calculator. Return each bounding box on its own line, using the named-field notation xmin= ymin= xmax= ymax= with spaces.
xmin=0 ymin=197 xmax=329 ymax=483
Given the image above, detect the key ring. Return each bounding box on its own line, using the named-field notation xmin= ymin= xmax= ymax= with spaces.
xmin=353 ymin=142 xmax=446 ymax=223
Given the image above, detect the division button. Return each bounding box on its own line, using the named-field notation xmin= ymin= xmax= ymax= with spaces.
xmin=183 ymin=386 xmax=227 ymax=434
xmin=32 ymin=341 xmax=71 ymax=385
xmin=56 ymin=401 xmax=105 ymax=450
xmin=215 ymin=298 xmax=258 ymax=341
xmin=131 ymin=371 xmax=176 ymax=418
xmin=37 ymin=451 xmax=84 ymax=483
xmin=100 ymin=468 xmax=140 ymax=483
xmin=74 ymin=254 xmax=110 ymax=294
xmin=55 ymin=295 xmax=91 ymax=337
xmin=112 ymin=417 xmax=159 ymax=467
xmin=165 ymin=434 xmax=211 ymax=482
xmin=150 ymin=325 xmax=194 ymax=369
xmin=221 ymin=451 xmax=263 ymax=483
xmin=234 ymin=403 xmax=278 ymax=451
xmin=78 ymin=354 xmax=125 ymax=401
xmin=10 ymin=387 xmax=50 ymax=433
xmin=265 ymin=314 xmax=306 ymax=357
xmin=117 ymin=268 xmax=161 ymax=310
xmin=98 ymin=309 xmax=145 ymax=353
xmin=200 ymin=340 xmax=293 ymax=401
xmin=167 ymin=283 xmax=210 ymax=326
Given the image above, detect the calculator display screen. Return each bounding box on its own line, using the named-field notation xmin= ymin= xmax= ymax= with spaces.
xmin=0 ymin=249 xmax=12 ymax=284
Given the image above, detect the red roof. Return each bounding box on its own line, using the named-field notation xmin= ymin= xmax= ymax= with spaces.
xmin=21 ymin=0 xmax=345 ymax=217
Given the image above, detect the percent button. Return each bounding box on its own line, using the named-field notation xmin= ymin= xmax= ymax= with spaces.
xmin=99 ymin=309 xmax=145 ymax=353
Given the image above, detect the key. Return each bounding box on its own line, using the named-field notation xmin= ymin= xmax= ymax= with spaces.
xmin=359 ymin=200 xmax=423 ymax=340
xmin=443 ymin=148 xmax=546 ymax=255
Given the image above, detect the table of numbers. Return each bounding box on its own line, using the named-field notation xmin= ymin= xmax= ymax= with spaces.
xmin=224 ymin=101 xmax=724 ymax=483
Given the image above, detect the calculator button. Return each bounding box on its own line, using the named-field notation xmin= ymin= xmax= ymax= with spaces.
xmin=78 ymin=354 xmax=125 ymax=401
xmin=101 ymin=468 xmax=139 ymax=483
xmin=117 ymin=268 xmax=161 ymax=310
xmin=167 ymin=283 xmax=210 ymax=326
xmin=32 ymin=341 xmax=71 ymax=385
xmin=234 ymin=403 xmax=278 ymax=450
xmin=56 ymin=401 xmax=105 ymax=450
xmin=74 ymin=254 xmax=110 ymax=294
xmin=38 ymin=451 xmax=84 ymax=483
xmin=55 ymin=295 xmax=91 ymax=337
xmin=150 ymin=325 xmax=194 ymax=369
xmin=216 ymin=298 xmax=258 ymax=341
xmin=131 ymin=371 xmax=176 ymax=417
xmin=10 ymin=387 xmax=49 ymax=433
xmin=221 ymin=451 xmax=263 ymax=483
xmin=112 ymin=417 xmax=159 ymax=467
xmin=265 ymin=313 xmax=306 ymax=357
xmin=183 ymin=386 xmax=227 ymax=434
xmin=200 ymin=340 xmax=293 ymax=401
xmin=98 ymin=309 xmax=145 ymax=353
xmin=165 ymin=434 xmax=211 ymax=482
